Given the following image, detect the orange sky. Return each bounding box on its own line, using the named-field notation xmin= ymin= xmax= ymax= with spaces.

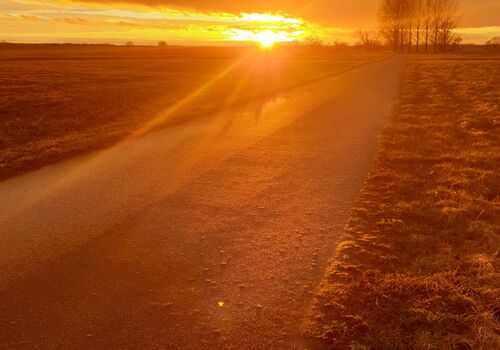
xmin=1 ymin=0 xmax=499 ymax=45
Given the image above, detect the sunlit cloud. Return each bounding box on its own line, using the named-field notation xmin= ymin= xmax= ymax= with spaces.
xmin=456 ymin=26 xmax=500 ymax=43
xmin=238 ymin=13 xmax=303 ymax=25
xmin=1 ymin=0 xmax=334 ymax=45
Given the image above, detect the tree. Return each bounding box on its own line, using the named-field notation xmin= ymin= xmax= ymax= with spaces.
xmin=379 ymin=0 xmax=419 ymax=52
xmin=303 ymin=35 xmax=324 ymax=47
xmin=415 ymin=0 xmax=424 ymax=52
xmin=440 ymin=0 xmax=459 ymax=51
xmin=378 ymin=0 xmax=460 ymax=53
xmin=485 ymin=36 xmax=500 ymax=51
xmin=423 ymin=0 xmax=434 ymax=52
xmin=450 ymin=35 xmax=463 ymax=50
xmin=379 ymin=0 xmax=405 ymax=52
xmin=333 ymin=40 xmax=349 ymax=48
xmin=404 ymin=0 xmax=417 ymax=52
xmin=158 ymin=41 xmax=168 ymax=47
xmin=125 ymin=41 xmax=134 ymax=47
xmin=486 ymin=37 xmax=500 ymax=45
xmin=432 ymin=0 xmax=444 ymax=52
xmin=356 ymin=29 xmax=382 ymax=50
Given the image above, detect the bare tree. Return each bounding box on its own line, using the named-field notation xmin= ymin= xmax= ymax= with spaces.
xmin=356 ymin=29 xmax=382 ymax=50
xmin=334 ymin=40 xmax=349 ymax=47
xmin=423 ymin=0 xmax=434 ymax=52
xmin=440 ymin=0 xmax=459 ymax=51
xmin=432 ymin=0 xmax=444 ymax=52
xmin=379 ymin=0 xmax=420 ymax=52
xmin=450 ymin=35 xmax=463 ymax=51
xmin=486 ymin=36 xmax=500 ymax=51
xmin=378 ymin=0 xmax=459 ymax=53
xmin=378 ymin=0 xmax=405 ymax=52
xmin=415 ymin=0 xmax=424 ymax=52
xmin=405 ymin=0 xmax=417 ymax=52
xmin=399 ymin=0 xmax=410 ymax=52
xmin=303 ymin=35 xmax=324 ymax=47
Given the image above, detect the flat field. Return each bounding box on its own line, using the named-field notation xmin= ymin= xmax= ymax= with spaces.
xmin=0 ymin=45 xmax=388 ymax=180
xmin=304 ymin=52 xmax=500 ymax=349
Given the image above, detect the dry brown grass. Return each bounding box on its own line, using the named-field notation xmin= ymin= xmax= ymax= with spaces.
xmin=0 ymin=45 xmax=388 ymax=180
xmin=304 ymin=53 xmax=500 ymax=349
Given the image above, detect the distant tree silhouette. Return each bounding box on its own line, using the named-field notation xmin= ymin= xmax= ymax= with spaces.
xmin=450 ymin=35 xmax=463 ymax=51
xmin=431 ymin=0 xmax=442 ymax=52
xmin=439 ymin=0 xmax=460 ymax=52
xmin=486 ymin=37 xmax=500 ymax=45
xmin=415 ymin=0 xmax=424 ymax=52
xmin=486 ymin=37 xmax=500 ymax=51
xmin=378 ymin=0 xmax=405 ymax=52
xmin=158 ymin=41 xmax=168 ymax=47
xmin=333 ymin=40 xmax=349 ymax=48
xmin=431 ymin=0 xmax=460 ymax=52
xmin=402 ymin=0 xmax=416 ymax=52
xmin=423 ymin=0 xmax=433 ymax=52
xmin=303 ymin=35 xmax=324 ymax=47
xmin=379 ymin=0 xmax=460 ymax=53
xmin=125 ymin=41 xmax=134 ymax=46
xmin=356 ymin=29 xmax=382 ymax=50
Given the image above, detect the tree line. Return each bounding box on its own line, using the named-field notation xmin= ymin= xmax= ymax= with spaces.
xmin=378 ymin=0 xmax=460 ymax=53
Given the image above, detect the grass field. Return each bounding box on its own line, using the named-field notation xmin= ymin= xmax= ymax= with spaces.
xmin=0 ymin=45 xmax=388 ymax=180
xmin=304 ymin=53 xmax=500 ymax=349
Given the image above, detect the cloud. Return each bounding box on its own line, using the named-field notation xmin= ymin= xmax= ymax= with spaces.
xmin=75 ymin=0 xmax=500 ymax=27
xmin=56 ymin=17 xmax=92 ymax=25
xmin=456 ymin=26 xmax=500 ymax=43
xmin=76 ymin=0 xmax=310 ymax=13
xmin=74 ymin=0 xmax=379 ymax=27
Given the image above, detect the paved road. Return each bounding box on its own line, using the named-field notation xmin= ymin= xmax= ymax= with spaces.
xmin=0 ymin=56 xmax=406 ymax=349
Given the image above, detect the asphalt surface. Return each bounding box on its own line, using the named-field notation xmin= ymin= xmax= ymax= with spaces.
xmin=0 ymin=56 xmax=406 ymax=349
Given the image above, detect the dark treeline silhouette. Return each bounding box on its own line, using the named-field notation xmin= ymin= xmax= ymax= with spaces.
xmin=356 ymin=29 xmax=382 ymax=50
xmin=379 ymin=0 xmax=460 ymax=53
xmin=486 ymin=37 xmax=500 ymax=51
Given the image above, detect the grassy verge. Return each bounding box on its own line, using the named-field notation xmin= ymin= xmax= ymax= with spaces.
xmin=304 ymin=53 xmax=499 ymax=349
xmin=0 ymin=45 xmax=388 ymax=181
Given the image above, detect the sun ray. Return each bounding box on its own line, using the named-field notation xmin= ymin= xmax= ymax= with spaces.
xmin=127 ymin=57 xmax=247 ymax=140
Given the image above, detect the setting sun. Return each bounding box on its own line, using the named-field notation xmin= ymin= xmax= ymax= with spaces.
xmin=256 ymin=30 xmax=281 ymax=47
xmin=227 ymin=28 xmax=303 ymax=47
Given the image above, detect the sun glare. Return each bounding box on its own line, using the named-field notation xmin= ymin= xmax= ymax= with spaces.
xmin=256 ymin=30 xmax=280 ymax=48
xmin=227 ymin=28 xmax=303 ymax=48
